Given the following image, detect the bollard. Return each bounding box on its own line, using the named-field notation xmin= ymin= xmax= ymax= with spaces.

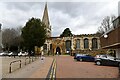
xmin=20 ymin=60 xmax=21 ymax=68
xmin=32 ymin=57 xmax=33 ymax=62
xmin=29 ymin=57 xmax=31 ymax=63
xmin=9 ymin=65 xmax=11 ymax=73
xmin=25 ymin=58 xmax=29 ymax=65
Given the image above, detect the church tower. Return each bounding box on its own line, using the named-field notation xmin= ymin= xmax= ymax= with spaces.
xmin=42 ymin=3 xmax=51 ymax=37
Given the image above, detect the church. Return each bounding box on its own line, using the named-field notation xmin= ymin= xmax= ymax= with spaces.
xmin=40 ymin=3 xmax=101 ymax=55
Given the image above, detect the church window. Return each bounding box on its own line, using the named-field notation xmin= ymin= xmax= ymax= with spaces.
xmin=92 ymin=38 xmax=98 ymax=50
xmin=84 ymin=38 xmax=89 ymax=49
xmin=76 ymin=39 xmax=80 ymax=49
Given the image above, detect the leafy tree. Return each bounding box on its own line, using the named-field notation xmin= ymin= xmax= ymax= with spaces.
xmin=21 ymin=17 xmax=47 ymax=53
xmin=60 ymin=28 xmax=73 ymax=37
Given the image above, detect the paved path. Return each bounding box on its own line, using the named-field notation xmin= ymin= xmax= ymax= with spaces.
xmin=0 ymin=57 xmax=2 ymax=80
xmin=56 ymin=55 xmax=119 ymax=78
xmin=3 ymin=57 xmax=53 ymax=78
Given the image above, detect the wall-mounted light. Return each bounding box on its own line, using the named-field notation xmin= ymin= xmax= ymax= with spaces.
xmin=104 ymin=34 xmax=108 ymax=38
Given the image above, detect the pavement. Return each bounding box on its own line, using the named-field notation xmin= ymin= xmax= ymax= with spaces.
xmin=2 ymin=57 xmax=53 ymax=78
xmin=56 ymin=55 xmax=119 ymax=78
xmin=0 ymin=57 xmax=2 ymax=80
xmin=1 ymin=55 xmax=119 ymax=79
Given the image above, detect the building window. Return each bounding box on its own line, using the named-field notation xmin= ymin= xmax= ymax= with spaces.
xmin=76 ymin=39 xmax=80 ymax=49
xmin=92 ymin=38 xmax=98 ymax=50
xmin=66 ymin=40 xmax=71 ymax=51
xmin=43 ymin=44 xmax=47 ymax=50
xmin=84 ymin=38 xmax=89 ymax=49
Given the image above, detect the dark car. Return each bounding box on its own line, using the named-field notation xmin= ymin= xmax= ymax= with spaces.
xmin=95 ymin=54 xmax=120 ymax=67
xmin=74 ymin=53 xmax=86 ymax=59
xmin=76 ymin=54 xmax=95 ymax=62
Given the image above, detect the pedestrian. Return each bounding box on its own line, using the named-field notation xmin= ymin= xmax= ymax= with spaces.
xmin=57 ymin=51 xmax=59 ymax=56
xmin=41 ymin=51 xmax=45 ymax=63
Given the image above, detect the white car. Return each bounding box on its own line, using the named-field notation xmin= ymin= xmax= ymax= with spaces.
xmin=18 ymin=52 xmax=22 ymax=56
xmin=8 ymin=52 xmax=13 ymax=56
xmin=18 ymin=52 xmax=28 ymax=56
xmin=0 ymin=52 xmax=8 ymax=56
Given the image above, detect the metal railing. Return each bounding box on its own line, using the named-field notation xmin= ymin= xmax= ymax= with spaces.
xmin=9 ymin=60 xmax=21 ymax=73
xmin=47 ymin=59 xmax=56 ymax=80
xmin=9 ymin=56 xmax=39 ymax=73
xmin=25 ymin=56 xmax=38 ymax=65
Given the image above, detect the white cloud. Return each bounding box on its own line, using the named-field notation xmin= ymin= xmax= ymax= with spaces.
xmin=0 ymin=1 xmax=119 ymax=37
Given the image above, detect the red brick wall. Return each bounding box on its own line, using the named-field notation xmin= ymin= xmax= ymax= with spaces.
xmin=100 ymin=26 xmax=120 ymax=48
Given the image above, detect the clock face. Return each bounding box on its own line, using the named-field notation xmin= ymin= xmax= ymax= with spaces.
xmin=104 ymin=34 xmax=108 ymax=38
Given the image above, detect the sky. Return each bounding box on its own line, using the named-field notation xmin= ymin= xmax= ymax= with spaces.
xmin=0 ymin=0 xmax=119 ymax=36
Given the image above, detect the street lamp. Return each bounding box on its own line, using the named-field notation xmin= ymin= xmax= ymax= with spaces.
xmin=0 ymin=23 xmax=1 ymax=30
xmin=47 ymin=41 xmax=50 ymax=56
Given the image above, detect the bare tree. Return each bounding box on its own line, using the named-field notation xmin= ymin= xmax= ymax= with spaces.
xmin=2 ymin=27 xmax=22 ymax=51
xmin=97 ymin=15 xmax=116 ymax=34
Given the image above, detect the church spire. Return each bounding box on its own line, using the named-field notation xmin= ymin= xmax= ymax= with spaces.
xmin=42 ymin=2 xmax=51 ymax=37
xmin=42 ymin=2 xmax=50 ymax=27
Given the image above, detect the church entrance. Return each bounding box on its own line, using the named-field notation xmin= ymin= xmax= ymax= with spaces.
xmin=56 ymin=47 xmax=61 ymax=55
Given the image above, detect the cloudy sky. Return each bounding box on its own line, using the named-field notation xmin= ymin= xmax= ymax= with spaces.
xmin=0 ymin=0 xmax=119 ymax=36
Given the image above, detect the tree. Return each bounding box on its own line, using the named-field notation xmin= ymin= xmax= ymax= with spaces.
xmin=97 ymin=15 xmax=116 ymax=34
xmin=2 ymin=28 xmax=21 ymax=51
xmin=60 ymin=28 xmax=73 ymax=37
xmin=21 ymin=17 xmax=47 ymax=53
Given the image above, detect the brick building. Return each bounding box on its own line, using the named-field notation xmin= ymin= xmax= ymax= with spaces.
xmin=100 ymin=16 xmax=120 ymax=58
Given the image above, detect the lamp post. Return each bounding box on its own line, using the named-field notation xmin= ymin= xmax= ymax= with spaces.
xmin=70 ymin=35 xmax=73 ymax=56
xmin=0 ymin=23 xmax=2 ymax=51
xmin=47 ymin=41 xmax=49 ymax=56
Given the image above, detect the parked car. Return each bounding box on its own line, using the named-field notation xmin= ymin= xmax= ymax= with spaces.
xmin=22 ymin=52 xmax=28 ymax=56
xmin=18 ymin=51 xmax=28 ymax=57
xmin=76 ymin=54 xmax=95 ymax=62
xmin=8 ymin=52 xmax=18 ymax=57
xmin=95 ymin=54 xmax=120 ymax=67
xmin=74 ymin=53 xmax=86 ymax=59
xmin=8 ymin=52 xmax=13 ymax=56
xmin=0 ymin=52 xmax=8 ymax=56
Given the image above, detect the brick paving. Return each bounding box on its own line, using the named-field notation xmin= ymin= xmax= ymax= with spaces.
xmin=3 ymin=57 xmax=53 ymax=78
xmin=56 ymin=55 xmax=119 ymax=78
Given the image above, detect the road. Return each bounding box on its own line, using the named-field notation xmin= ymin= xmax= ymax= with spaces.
xmin=56 ymin=55 xmax=119 ymax=78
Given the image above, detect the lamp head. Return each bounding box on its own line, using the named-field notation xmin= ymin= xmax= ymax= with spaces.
xmin=104 ymin=34 xmax=108 ymax=38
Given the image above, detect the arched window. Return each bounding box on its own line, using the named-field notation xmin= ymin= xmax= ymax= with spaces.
xmin=65 ymin=40 xmax=71 ymax=51
xmin=76 ymin=39 xmax=80 ymax=49
xmin=84 ymin=38 xmax=89 ymax=49
xmin=92 ymin=38 xmax=98 ymax=49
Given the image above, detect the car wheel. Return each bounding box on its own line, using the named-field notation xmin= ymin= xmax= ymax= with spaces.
xmin=79 ymin=58 xmax=83 ymax=62
xmin=96 ymin=61 xmax=101 ymax=65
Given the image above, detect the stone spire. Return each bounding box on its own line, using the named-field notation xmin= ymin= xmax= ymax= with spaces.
xmin=42 ymin=2 xmax=51 ymax=37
